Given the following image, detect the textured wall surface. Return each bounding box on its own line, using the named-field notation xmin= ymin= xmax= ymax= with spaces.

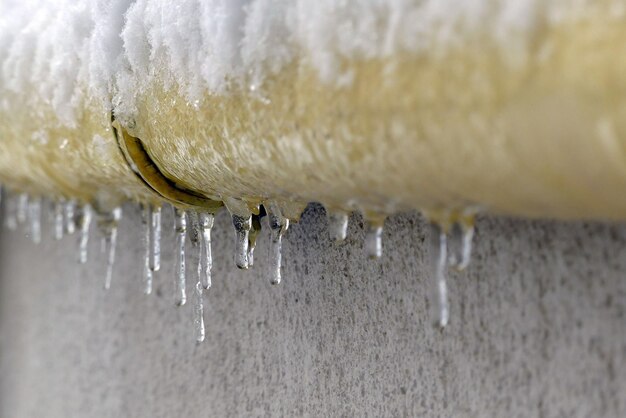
xmin=0 ymin=204 xmax=625 ymax=417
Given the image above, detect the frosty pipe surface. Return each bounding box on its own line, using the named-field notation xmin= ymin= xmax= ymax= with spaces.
xmin=1 ymin=2 xmax=626 ymax=221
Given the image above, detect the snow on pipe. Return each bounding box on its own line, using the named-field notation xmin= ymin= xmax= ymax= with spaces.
xmin=1 ymin=1 xmax=626 ymax=338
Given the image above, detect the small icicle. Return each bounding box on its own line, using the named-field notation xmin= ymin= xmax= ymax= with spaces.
xmin=266 ymin=203 xmax=289 ymax=285
xmin=141 ymin=205 xmax=153 ymax=295
xmin=199 ymin=212 xmax=214 ymax=289
xmin=187 ymin=211 xmax=201 ymax=245
xmin=17 ymin=193 xmax=28 ymax=224
xmin=98 ymin=207 xmax=122 ymax=290
xmin=27 ymin=197 xmax=42 ymax=244
xmin=77 ymin=204 xmax=92 ymax=264
xmin=54 ymin=200 xmax=65 ymax=240
xmin=327 ymin=210 xmax=348 ymax=242
xmin=149 ymin=205 xmax=162 ymax=272
xmin=64 ymin=200 xmax=77 ymax=234
xmin=456 ymin=217 xmax=475 ymax=271
xmin=193 ymin=282 xmax=205 ymax=343
xmin=247 ymin=215 xmax=262 ymax=268
xmin=4 ymin=194 xmax=18 ymax=231
xmin=174 ymin=208 xmax=187 ymax=306
xmin=448 ymin=214 xmax=476 ymax=271
xmin=429 ymin=222 xmax=449 ymax=328
xmin=364 ymin=221 xmax=384 ymax=259
xmin=231 ymin=214 xmax=252 ymax=269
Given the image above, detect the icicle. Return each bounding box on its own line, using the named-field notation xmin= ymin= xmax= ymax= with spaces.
xmin=267 ymin=203 xmax=289 ymax=285
xmin=174 ymin=208 xmax=187 ymax=306
xmin=429 ymin=222 xmax=449 ymax=328
xmin=187 ymin=211 xmax=201 ymax=245
xmin=98 ymin=208 xmax=122 ymax=290
xmin=187 ymin=210 xmax=203 ymax=290
xmin=184 ymin=210 xmax=205 ymax=340
xmin=17 ymin=193 xmax=28 ymax=224
xmin=455 ymin=219 xmax=475 ymax=271
xmin=65 ymin=200 xmax=76 ymax=234
xmin=77 ymin=204 xmax=92 ymax=264
xmin=457 ymin=222 xmax=475 ymax=271
xmin=247 ymin=215 xmax=262 ymax=268
xmin=199 ymin=212 xmax=214 ymax=289
xmin=4 ymin=194 xmax=18 ymax=231
xmin=193 ymin=282 xmax=205 ymax=343
xmin=141 ymin=205 xmax=153 ymax=295
xmin=231 ymin=214 xmax=252 ymax=269
xmin=448 ymin=215 xmax=476 ymax=271
xmin=327 ymin=210 xmax=348 ymax=242
xmin=54 ymin=200 xmax=65 ymax=240
xmin=27 ymin=197 xmax=42 ymax=244
xmin=149 ymin=205 xmax=162 ymax=272
xmin=364 ymin=222 xmax=384 ymax=259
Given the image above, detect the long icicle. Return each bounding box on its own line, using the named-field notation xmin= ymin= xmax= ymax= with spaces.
xmin=65 ymin=200 xmax=76 ymax=234
xmin=77 ymin=204 xmax=92 ymax=264
xmin=141 ymin=205 xmax=153 ymax=295
xmin=28 ymin=197 xmax=42 ymax=244
xmin=199 ymin=212 xmax=214 ymax=289
xmin=193 ymin=282 xmax=205 ymax=343
xmin=149 ymin=204 xmax=162 ymax=272
xmin=266 ymin=202 xmax=289 ymax=285
xmin=4 ymin=193 xmax=18 ymax=231
xmin=17 ymin=193 xmax=28 ymax=224
xmin=54 ymin=200 xmax=65 ymax=240
xmin=429 ymin=222 xmax=449 ymax=328
xmin=100 ymin=208 xmax=122 ymax=290
xmin=187 ymin=211 xmax=205 ymax=342
xmin=174 ymin=208 xmax=187 ymax=306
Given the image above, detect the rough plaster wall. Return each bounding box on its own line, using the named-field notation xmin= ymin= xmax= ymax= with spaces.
xmin=0 ymin=203 xmax=624 ymax=418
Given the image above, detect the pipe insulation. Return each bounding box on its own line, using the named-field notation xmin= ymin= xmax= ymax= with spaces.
xmin=1 ymin=1 xmax=626 ymax=221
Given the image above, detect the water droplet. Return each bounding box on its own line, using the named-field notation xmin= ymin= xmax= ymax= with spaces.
xmin=364 ymin=221 xmax=384 ymax=258
xmin=27 ymin=197 xmax=42 ymax=244
xmin=17 ymin=193 xmax=28 ymax=224
xmin=149 ymin=205 xmax=162 ymax=272
xmin=54 ymin=201 xmax=64 ymax=240
xmin=193 ymin=282 xmax=205 ymax=343
xmin=77 ymin=204 xmax=92 ymax=264
xmin=64 ymin=200 xmax=76 ymax=234
xmin=97 ymin=207 xmax=122 ymax=290
xmin=327 ymin=210 xmax=348 ymax=242
xmin=199 ymin=212 xmax=214 ymax=290
xmin=231 ymin=214 xmax=252 ymax=269
xmin=267 ymin=203 xmax=289 ymax=285
xmin=141 ymin=205 xmax=153 ymax=295
xmin=429 ymin=222 xmax=449 ymax=328
xmin=174 ymin=208 xmax=187 ymax=306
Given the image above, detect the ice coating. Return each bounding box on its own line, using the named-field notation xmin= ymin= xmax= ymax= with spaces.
xmin=0 ymin=0 xmax=552 ymax=116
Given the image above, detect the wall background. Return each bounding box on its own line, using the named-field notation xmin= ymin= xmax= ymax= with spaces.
xmin=0 ymin=204 xmax=624 ymax=417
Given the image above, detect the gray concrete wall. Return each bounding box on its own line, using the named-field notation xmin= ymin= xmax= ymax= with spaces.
xmin=0 ymin=204 xmax=624 ymax=417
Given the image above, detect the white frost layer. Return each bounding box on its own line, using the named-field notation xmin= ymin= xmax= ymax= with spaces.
xmin=0 ymin=0 xmax=615 ymax=126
